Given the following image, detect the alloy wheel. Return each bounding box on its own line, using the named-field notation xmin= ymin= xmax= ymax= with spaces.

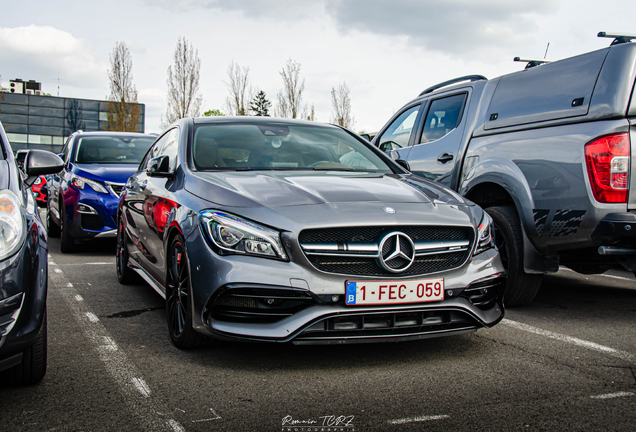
xmin=166 ymin=241 xmax=189 ymax=339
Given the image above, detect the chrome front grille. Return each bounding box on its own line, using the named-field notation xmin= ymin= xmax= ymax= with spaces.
xmin=299 ymin=226 xmax=474 ymax=276
xmin=106 ymin=182 xmax=125 ymax=197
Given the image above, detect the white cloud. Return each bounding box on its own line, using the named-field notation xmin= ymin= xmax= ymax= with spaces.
xmin=0 ymin=25 xmax=107 ymax=91
xmin=324 ymin=0 xmax=556 ymax=56
xmin=124 ymin=39 xmax=147 ymax=54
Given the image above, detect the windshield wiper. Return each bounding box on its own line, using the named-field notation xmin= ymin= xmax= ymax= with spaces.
xmin=312 ymin=167 xmax=356 ymax=171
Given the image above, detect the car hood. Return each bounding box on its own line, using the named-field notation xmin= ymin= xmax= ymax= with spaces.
xmin=186 ymin=170 xmax=470 ymax=208
xmin=74 ymin=164 xmax=138 ymax=184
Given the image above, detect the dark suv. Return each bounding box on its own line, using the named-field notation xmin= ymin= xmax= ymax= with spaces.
xmin=0 ymin=122 xmax=63 ymax=385
xmin=373 ymin=32 xmax=636 ymax=306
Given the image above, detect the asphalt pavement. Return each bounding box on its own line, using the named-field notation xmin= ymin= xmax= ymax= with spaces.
xmin=1 ymin=234 xmax=635 ymax=432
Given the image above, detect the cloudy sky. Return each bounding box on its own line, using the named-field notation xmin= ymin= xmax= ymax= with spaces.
xmin=1 ymin=0 xmax=634 ymax=134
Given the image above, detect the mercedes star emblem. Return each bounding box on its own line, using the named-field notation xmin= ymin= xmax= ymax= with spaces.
xmin=377 ymin=232 xmax=415 ymax=273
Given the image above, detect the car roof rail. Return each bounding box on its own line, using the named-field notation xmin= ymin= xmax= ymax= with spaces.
xmin=418 ymin=75 xmax=487 ymax=96
xmin=598 ymin=32 xmax=636 ymax=46
xmin=513 ymin=57 xmax=552 ymax=69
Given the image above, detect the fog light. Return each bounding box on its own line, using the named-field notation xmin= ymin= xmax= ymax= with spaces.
xmin=331 ymin=295 xmax=339 ymax=302
xmin=266 ymin=298 xmax=275 ymax=305
xmin=76 ymin=204 xmax=96 ymax=214
xmin=448 ymin=290 xmax=454 ymax=297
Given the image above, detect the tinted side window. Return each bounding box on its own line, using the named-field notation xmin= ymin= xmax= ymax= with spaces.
xmin=377 ymin=105 xmax=420 ymax=151
xmin=419 ymin=94 xmax=466 ymax=144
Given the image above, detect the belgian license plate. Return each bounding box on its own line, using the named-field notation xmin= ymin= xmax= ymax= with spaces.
xmin=345 ymin=278 xmax=444 ymax=306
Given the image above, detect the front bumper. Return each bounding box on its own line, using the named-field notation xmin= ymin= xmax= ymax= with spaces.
xmin=186 ymin=228 xmax=505 ymax=344
xmin=64 ymin=185 xmax=120 ymax=239
xmin=0 ymin=236 xmax=47 ymax=370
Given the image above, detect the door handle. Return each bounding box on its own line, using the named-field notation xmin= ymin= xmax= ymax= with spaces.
xmin=139 ymin=180 xmax=148 ymax=191
xmin=437 ymin=153 xmax=454 ymax=163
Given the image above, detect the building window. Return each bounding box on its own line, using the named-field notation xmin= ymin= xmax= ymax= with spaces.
xmin=6 ymin=133 xmax=28 ymax=143
xmin=28 ymin=134 xmax=53 ymax=145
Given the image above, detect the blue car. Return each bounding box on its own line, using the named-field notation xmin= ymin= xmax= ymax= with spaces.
xmin=47 ymin=131 xmax=155 ymax=252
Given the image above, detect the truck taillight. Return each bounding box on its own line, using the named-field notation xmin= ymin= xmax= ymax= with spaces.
xmin=584 ymin=133 xmax=630 ymax=203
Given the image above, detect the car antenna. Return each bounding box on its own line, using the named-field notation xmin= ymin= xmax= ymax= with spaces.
xmin=598 ymin=32 xmax=636 ymax=46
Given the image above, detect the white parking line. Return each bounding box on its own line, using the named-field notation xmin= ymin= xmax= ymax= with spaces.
xmin=600 ymin=274 xmax=635 ymax=282
xmin=168 ymin=419 xmax=186 ymax=432
xmin=49 ymin=258 xmax=184 ymax=432
xmin=388 ymin=415 xmax=450 ymax=425
xmin=502 ymin=319 xmax=635 ymax=363
xmin=590 ymin=391 xmax=634 ymax=399
xmin=85 ymin=312 xmax=99 ymax=323
xmin=132 ymin=377 xmax=152 ymax=398
xmin=560 ymin=267 xmax=634 ymax=282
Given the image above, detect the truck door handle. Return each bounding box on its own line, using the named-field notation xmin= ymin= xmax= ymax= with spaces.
xmin=437 ymin=153 xmax=454 ymax=163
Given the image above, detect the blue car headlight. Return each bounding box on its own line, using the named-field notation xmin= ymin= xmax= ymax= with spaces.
xmin=70 ymin=174 xmax=108 ymax=194
xmin=199 ymin=210 xmax=288 ymax=260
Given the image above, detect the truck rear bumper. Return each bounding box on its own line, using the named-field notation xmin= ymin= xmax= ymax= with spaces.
xmin=591 ymin=212 xmax=636 ymax=247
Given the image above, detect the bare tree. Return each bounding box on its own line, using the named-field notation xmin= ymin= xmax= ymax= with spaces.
xmin=105 ymin=42 xmax=140 ymax=132
xmin=223 ymin=61 xmax=253 ymax=116
xmin=65 ymin=99 xmax=86 ymax=135
xmin=330 ymin=82 xmax=355 ymax=129
xmin=163 ymin=36 xmax=203 ymax=127
xmin=306 ymin=103 xmax=316 ymax=121
xmin=275 ymin=58 xmax=306 ymax=119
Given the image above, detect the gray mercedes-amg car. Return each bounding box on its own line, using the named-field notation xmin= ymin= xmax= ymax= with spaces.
xmin=116 ymin=117 xmax=505 ymax=347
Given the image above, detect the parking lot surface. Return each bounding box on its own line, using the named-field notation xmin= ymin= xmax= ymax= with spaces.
xmin=1 ymin=236 xmax=635 ymax=431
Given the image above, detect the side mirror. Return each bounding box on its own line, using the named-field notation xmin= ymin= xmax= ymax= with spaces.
xmin=15 ymin=150 xmax=28 ymax=171
xmin=379 ymin=140 xmax=402 ymax=152
xmin=146 ymin=155 xmax=173 ymax=177
xmin=24 ymin=150 xmax=64 ymax=186
xmin=395 ymin=159 xmax=410 ymax=171
xmin=360 ymin=134 xmax=372 ymax=142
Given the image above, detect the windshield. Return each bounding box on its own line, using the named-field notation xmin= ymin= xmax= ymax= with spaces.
xmin=74 ymin=136 xmax=155 ymax=164
xmin=192 ymin=122 xmax=393 ymax=172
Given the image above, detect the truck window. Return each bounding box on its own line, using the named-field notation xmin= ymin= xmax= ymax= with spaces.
xmin=377 ymin=105 xmax=420 ymax=151
xmin=420 ymin=93 xmax=466 ymax=144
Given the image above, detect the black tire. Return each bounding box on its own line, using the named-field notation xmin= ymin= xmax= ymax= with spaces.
xmin=0 ymin=311 xmax=47 ymax=386
xmin=116 ymin=215 xmax=137 ymax=284
xmin=165 ymin=235 xmax=208 ymax=349
xmin=59 ymin=201 xmax=75 ymax=253
xmin=46 ymin=207 xmax=60 ymax=238
xmin=486 ymin=206 xmax=543 ymax=307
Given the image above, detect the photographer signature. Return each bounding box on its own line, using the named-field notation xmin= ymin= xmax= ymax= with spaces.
xmin=282 ymin=415 xmax=355 ymax=427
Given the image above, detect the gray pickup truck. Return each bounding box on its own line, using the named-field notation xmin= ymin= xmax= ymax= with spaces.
xmin=372 ymin=32 xmax=636 ymax=306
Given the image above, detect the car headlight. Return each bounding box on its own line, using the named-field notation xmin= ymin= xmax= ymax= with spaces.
xmin=70 ymin=174 xmax=108 ymax=194
xmin=0 ymin=190 xmax=26 ymax=261
xmin=200 ymin=210 xmax=288 ymax=260
xmin=474 ymin=211 xmax=495 ymax=255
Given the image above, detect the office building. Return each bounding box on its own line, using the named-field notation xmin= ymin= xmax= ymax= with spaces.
xmin=0 ymin=79 xmax=145 ymax=154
